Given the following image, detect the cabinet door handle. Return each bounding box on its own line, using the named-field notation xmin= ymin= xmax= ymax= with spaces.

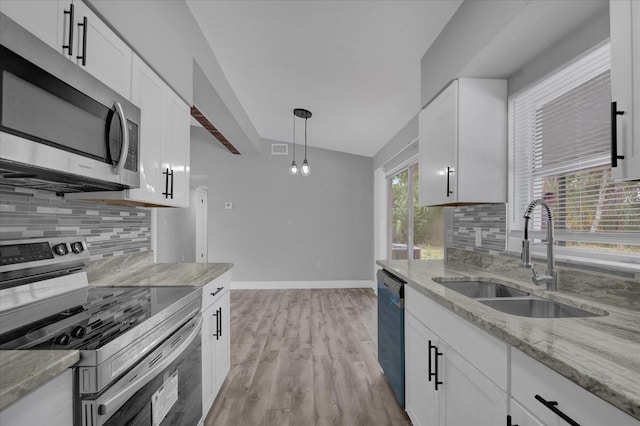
xmin=506 ymin=414 xmax=518 ymax=426
xmin=428 ymin=340 xmax=435 ymax=382
xmin=611 ymin=102 xmax=625 ymax=167
xmin=433 ymin=346 xmax=443 ymax=390
xmin=162 ymin=168 xmax=170 ymax=198
xmin=76 ymin=16 xmax=87 ymax=66
xmin=169 ymin=169 xmax=174 ymax=199
xmin=212 ymin=310 xmax=219 ymax=339
xmin=62 ymin=3 xmax=74 ymax=56
xmin=218 ymin=307 xmax=222 ymax=339
xmin=428 ymin=340 xmax=443 ymax=390
xmin=446 ymin=166 xmax=454 ymax=197
xmin=535 ymin=394 xmax=580 ymax=426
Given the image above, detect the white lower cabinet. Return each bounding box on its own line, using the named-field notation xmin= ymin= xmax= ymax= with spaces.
xmin=511 ymin=348 xmax=640 ymax=426
xmin=405 ymin=312 xmax=439 ymax=426
xmin=510 ymin=398 xmax=545 ymax=426
xmin=403 ymin=284 xmax=640 ymax=426
xmin=0 ymin=369 xmax=73 ymax=426
xmin=201 ymin=271 xmax=231 ymax=419
xmin=439 ymin=342 xmax=507 ymax=426
xmin=405 ymin=286 xmax=508 ymax=426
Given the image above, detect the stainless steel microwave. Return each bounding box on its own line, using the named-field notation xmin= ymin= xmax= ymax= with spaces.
xmin=0 ymin=13 xmax=140 ymax=193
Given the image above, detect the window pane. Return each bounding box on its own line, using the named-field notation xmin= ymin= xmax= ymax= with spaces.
xmin=412 ymin=164 xmax=444 ymax=259
xmin=390 ymin=169 xmax=409 ymax=259
xmin=509 ymin=42 xmax=640 ymax=257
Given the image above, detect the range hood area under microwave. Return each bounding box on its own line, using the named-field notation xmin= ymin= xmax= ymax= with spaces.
xmin=0 ymin=13 xmax=140 ymax=195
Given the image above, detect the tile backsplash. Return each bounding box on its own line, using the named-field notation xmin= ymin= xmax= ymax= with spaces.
xmin=0 ymin=186 xmax=150 ymax=259
xmin=451 ymin=203 xmax=506 ymax=254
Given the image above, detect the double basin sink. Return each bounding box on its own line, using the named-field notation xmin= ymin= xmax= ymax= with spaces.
xmin=434 ymin=279 xmax=604 ymax=318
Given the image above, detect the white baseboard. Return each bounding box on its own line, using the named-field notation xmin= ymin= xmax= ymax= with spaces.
xmin=231 ymin=280 xmax=375 ymax=290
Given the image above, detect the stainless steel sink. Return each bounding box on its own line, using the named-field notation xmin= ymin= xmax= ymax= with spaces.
xmin=437 ymin=280 xmax=530 ymax=298
xmin=478 ymin=297 xmax=601 ymax=318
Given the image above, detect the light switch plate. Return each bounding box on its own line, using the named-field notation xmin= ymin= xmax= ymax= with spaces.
xmin=475 ymin=229 xmax=482 ymax=247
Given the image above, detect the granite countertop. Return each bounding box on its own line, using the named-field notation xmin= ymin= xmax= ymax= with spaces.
xmin=377 ymin=258 xmax=640 ymax=421
xmin=86 ymin=251 xmax=233 ymax=287
xmin=0 ymin=253 xmax=233 ymax=412
xmin=0 ymin=350 xmax=79 ymax=410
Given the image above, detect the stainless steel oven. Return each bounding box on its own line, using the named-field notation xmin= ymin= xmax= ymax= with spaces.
xmin=83 ymin=313 xmax=202 ymax=426
xmin=0 ymin=13 xmax=140 ymax=193
xmin=0 ymin=238 xmax=202 ymax=426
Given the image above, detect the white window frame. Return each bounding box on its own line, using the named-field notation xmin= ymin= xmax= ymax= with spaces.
xmin=507 ymin=41 xmax=640 ymax=268
xmin=386 ymin=154 xmax=419 ymax=260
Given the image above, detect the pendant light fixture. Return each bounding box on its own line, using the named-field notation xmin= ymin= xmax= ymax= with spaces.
xmin=293 ymin=108 xmax=312 ymax=176
xmin=289 ymin=112 xmax=298 ymax=175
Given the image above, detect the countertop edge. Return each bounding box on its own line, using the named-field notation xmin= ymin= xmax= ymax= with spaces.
xmin=89 ymin=262 xmax=234 ymax=288
xmin=0 ymin=350 xmax=79 ymax=411
xmin=376 ymin=260 xmax=640 ymax=421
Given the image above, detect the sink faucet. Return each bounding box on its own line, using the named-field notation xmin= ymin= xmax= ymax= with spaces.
xmin=520 ymin=199 xmax=557 ymax=291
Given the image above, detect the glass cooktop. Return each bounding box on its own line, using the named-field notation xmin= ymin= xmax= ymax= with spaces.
xmin=0 ymin=286 xmax=197 ymax=350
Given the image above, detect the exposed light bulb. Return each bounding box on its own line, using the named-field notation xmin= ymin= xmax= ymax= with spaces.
xmin=301 ymin=159 xmax=310 ymax=176
xmin=289 ymin=161 xmax=299 ymax=175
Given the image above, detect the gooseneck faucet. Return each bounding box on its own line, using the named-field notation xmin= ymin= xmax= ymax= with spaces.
xmin=520 ymin=199 xmax=557 ymax=291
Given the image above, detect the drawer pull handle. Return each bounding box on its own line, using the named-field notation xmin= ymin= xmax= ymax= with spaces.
xmin=535 ymin=394 xmax=580 ymax=426
xmin=210 ymin=286 xmax=224 ymax=297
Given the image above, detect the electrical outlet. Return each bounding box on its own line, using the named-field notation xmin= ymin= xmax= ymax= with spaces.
xmin=446 ymin=229 xmax=454 ymax=243
xmin=475 ymin=229 xmax=482 ymax=247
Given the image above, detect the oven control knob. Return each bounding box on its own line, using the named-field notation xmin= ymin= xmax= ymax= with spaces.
xmin=55 ymin=333 xmax=70 ymax=345
xmin=70 ymin=242 xmax=84 ymax=254
xmin=53 ymin=243 xmax=69 ymax=256
xmin=71 ymin=326 xmax=86 ymax=339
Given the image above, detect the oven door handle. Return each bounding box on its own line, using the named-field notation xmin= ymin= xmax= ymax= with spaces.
xmin=96 ymin=315 xmax=202 ymax=420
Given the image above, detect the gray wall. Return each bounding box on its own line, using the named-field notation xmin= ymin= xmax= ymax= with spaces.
xmin=190 ymin=128 xmax=374 ymax=282
xmin=507 ymin=8 xmax=609 ymax=95
xmin=155 ymin=188 xmax=197 ymax=263
xmin=420 ymin=0 xmax=528 ymax=108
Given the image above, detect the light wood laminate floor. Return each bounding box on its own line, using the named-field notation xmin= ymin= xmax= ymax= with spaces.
xmin=204 ymin=288 xmax=411 ymax=426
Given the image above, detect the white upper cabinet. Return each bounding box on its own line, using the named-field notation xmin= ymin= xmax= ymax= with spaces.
xmin=129 ymin=54 xmax=166 ymax=205
xmin=610 ymin=0 xmax=640 ymax=181
xmin=419 ymin=79 xmax=507 ymax=206
xmin=126 ymin=54 xmax=190 ymax=207
xmin=0 ymin=0 xmax=68 ymax=53
xmin=70 ymin=0 xmax=132 ymax=98
xmin=1 ymin=0 xmax=132 ymax=99
xmin=163 ymin=89 xmax=191 ymax=208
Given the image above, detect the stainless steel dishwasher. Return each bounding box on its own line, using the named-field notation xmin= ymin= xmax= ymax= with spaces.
xmin=377 ymin=268 xmax=405 ymax=407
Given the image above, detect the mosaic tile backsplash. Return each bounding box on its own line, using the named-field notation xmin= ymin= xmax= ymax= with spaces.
xmin=451 ymin=203 xmax=506 ymax=254
xmin=0 ymin=186 xmax=150 ymax=259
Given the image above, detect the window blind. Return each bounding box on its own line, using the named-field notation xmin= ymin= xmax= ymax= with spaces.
xmin=509 ymin=43 xmax=640 ymax=248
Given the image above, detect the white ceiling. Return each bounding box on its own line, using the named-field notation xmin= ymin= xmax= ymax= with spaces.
xmin=186 ymin=0 xmax=463 ymax=157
